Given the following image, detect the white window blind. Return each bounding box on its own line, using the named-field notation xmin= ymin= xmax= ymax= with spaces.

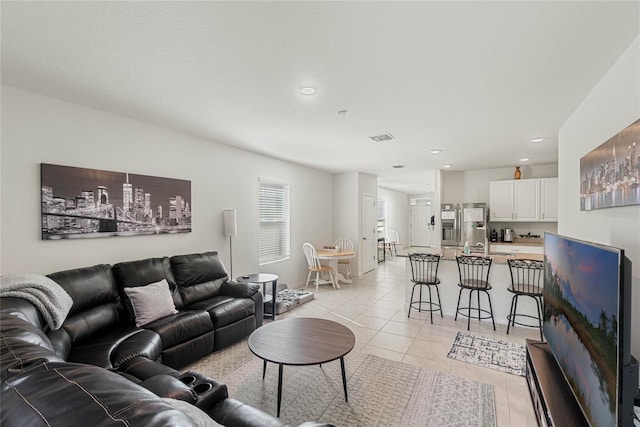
xmin=258 ymin=180 xmax=290 ymax=265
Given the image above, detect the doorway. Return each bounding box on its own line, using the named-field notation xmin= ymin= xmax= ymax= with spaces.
xmin=410 ymin=202 xmax=433 ymax=247
xmin=361 ymin=194 xmax=377 ymax=273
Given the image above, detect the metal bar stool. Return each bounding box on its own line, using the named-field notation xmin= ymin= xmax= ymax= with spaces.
xmin=506 ymin=258 xmax=544 ymax=340
xmin=455 ymin=255 xmax=495 ymax=331
xmin=408 ymin=253 xmax=442 ymax=324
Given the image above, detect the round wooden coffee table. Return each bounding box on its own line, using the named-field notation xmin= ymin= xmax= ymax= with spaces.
xmin=247 ymin=317 xmax=356 ymax=417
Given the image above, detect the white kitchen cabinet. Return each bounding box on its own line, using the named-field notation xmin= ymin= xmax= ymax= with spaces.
xmin=489 ymin=179 xmax=540 ymax=221
xmin=540 ymin=178 xmax=558 ymax=222
xmin=489 ymin=180 xmax=515 ymax=221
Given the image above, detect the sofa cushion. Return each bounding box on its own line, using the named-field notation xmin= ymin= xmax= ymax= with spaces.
xmin=124 ymin=279 xmax=179 ymax=327
xmin=170 ymin=252 xmax=229 ymax=306
xmin=164 ymin=398 xmax=223 ymax=427
xmin=0 ymin=313 xmax=63 ymax=382
xmin=61 ymin=302 xmax=125 ymax=343
xmin=188 ymin=296 xmax=256 ymax=328
xmin=48 ymin=264 xmax=117 ymax=317
xmin=144 ymin=310 xmax=213 ymax=349
xmin=48 ymin=264 xmax=128 ymax=343
xmin=113 ymin=257 xmax=184 ymax=319
xmin=0 ymin=362 xmax=199 ymax=426
xmin=0 ymin=311 xmax=54 ymax=352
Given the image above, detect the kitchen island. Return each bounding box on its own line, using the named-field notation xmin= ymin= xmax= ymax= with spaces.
xmin=398 ymin=246 xmax=543 ymax=327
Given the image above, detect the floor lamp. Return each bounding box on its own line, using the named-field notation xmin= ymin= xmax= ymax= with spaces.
xmin=223 ymin=209 xmax=237 ymax=279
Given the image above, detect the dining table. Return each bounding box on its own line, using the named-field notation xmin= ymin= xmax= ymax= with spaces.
xmin=316 ymin=248 xmax=356 ymax=289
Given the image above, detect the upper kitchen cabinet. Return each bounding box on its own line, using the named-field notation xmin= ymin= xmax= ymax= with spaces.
xmin=489 ymin=178 xmax=540 ymax=221
xmin=540 ymin=178 xmax=558 ymax=222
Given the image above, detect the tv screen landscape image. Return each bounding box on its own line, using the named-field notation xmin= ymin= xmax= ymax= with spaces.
xmin=543 ymin=233 xmax=626 ymax=427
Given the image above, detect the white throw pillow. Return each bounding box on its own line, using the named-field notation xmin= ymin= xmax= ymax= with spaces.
xmin=124 ymin=279 xmax=178 ymax=327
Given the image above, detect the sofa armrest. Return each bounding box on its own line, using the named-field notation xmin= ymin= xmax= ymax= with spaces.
xmin=140 ymin=374 xmax=197 ymax=404
xmin=208 ymin=398 xmax=284 ymax=427
xmin=220 ymin=281 xmax=260 ymax=298
xmin=179 ymin=371 xmax=229 ymax=412
xmin=118 ymin=356 xmax=180 ymax=380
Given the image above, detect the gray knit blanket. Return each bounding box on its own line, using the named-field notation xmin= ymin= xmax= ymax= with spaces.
xmin=0 ymin=273 xmax=73 ymax=330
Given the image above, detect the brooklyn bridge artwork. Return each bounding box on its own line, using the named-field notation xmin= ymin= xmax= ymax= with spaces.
xmin=41 ymin=163 xmax=191 ymax=240
xmin=580 ymin=118 xmax=639 ymax=211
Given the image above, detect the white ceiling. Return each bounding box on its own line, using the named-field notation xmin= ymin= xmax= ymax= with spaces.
xmin=2 ymin=2 xmax=639 ymax=193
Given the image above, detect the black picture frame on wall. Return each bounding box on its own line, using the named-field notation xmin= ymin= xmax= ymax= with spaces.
xmin=41 ymin=163 xmax=191 ymax=240
xmin=579 ymin=118 xmax=640 ymax=211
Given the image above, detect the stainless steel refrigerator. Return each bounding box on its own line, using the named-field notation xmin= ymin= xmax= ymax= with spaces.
xmin=440 ymin=203 xmax=488 ymax=247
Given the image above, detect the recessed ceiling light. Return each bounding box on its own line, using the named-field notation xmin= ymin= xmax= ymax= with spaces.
xmin=520 ymin=158 xmax=530 ymax=162
xmin=300 ymin=86 xmax=317 ymax=95
xmin=429 ymin=149 xmax=442 ymax=154
xmin=531 ymin=138 xmax=544 ymax=143
xmin=442 ymin=164 xmax=452 ymax=169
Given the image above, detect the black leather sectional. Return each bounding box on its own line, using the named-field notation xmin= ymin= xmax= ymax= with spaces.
xmin=0 ymin=251 xmax=329 ymax=427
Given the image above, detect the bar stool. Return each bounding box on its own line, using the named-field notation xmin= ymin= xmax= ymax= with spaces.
xmin=455 ymin=255 xmax=495 ymax=331
xmin=507 ymin=258 xmax=544 ymax=340
xmin=408 ymin=253 xmax=442 ymax=324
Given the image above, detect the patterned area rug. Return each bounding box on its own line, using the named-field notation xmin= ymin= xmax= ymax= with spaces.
xmin=186 ymin=341 xmax=496 ymax=426
xmin=447 ymin=332 xmax=526 ymax=377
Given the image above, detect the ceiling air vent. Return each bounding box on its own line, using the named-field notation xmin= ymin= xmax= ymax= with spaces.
xmin=369 ymin=133 xmax=395 ymax=142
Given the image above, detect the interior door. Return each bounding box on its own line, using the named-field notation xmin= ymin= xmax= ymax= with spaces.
xmin=410 ymin=205 xmax=432 ymax=247
xmin=361 ymin=194 xmax=377 ymax=273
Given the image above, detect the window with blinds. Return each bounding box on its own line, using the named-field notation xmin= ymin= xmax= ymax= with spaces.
xmin=258 ymin=179 xmax=290 ymax=265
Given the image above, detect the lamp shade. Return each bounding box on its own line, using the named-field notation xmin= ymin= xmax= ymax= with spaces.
xmin=223 ymin=209 xmax=237 ymax=237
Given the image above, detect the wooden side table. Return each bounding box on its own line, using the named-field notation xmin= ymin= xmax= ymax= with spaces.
xmin=236 ymin=273 xmax=278 ymax=320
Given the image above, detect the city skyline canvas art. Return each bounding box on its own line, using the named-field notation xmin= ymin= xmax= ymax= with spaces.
xmin=41 ymin=163 xmax=191 ymax=240
xmin=580 ymin=118 xmax=640 ymax=211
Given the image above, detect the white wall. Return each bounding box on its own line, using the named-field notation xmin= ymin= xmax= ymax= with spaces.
xmin=333 ymin=171 xmax=360 ymax=273
xmin=377 ymin=187 xmax=409 ymax=245
xmin=1 ymin=86 xmax=334 ymax=289
xmin=558 ymin=36 xmax=640 ymax=365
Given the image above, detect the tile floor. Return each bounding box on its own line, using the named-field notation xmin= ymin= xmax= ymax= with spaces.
xmin=276 ymin=255 xmax=539 ymax=427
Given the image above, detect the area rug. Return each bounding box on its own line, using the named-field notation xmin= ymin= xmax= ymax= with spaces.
xmin=186 ymin=342 xmax=496 ymax=427
xmin=447 ymin=332 xmax=526 ymax=377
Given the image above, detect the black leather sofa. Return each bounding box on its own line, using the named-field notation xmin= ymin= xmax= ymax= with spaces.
xmin=0 ymin=251 xmax=330 ymax=427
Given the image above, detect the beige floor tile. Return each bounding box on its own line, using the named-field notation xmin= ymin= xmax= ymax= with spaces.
xmin=360 ymin=344 xmax=405 ymax=362
xmin=406 ymin=335 xmax=453 ymax=359
xmin=362 ymin=306 xmax=399 ymax=320
xmin=350 ymin=325 xmax=378 ymax=347
xmin=371 ymin=299 xmax=405 ymax=311
xmin=351 ymin=314 xmax=389 ymax=330
xmin=367 ymin=331 xmax=415 ymax=353
xmin=380 ymin=319 xmax=423 ymax=338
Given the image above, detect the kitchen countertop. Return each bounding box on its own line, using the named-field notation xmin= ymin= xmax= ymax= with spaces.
xmin=397 ymin=246 xmax=543 ymax=264
xmin=490 ymin=240 xmax=543 ymax=247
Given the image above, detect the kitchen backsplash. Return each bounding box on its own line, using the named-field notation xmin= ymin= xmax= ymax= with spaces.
xmin=488 ymin=222 xmax=557 ymax=242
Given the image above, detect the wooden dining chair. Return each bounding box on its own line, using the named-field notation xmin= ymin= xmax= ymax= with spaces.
xmin=302 ymin=243 xmax=336 ymax=292
xmin=386 ymin=230 xmax=401 ymax=256
xmin=333 ymin=237 xmax=354 ymax=280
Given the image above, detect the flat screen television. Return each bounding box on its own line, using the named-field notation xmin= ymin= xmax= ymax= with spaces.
xmin=543 ymin=232 xmax=637 ymax=427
